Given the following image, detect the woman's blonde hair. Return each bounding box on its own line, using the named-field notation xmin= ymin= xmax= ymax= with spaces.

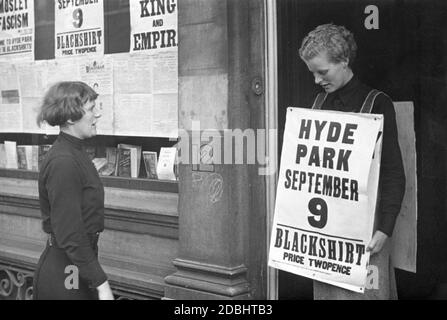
xmin=299 ymin=23 xmax=357 ymax=67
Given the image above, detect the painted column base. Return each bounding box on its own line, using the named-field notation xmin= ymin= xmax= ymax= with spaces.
xmin=164 ymin=258 xmax=251 ymax=300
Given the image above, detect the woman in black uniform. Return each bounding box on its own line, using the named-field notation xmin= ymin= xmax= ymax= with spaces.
xmin=299 ymin=24 xmax=406 ymax=299
xmin=33 ymin=82 xmax=114 ymax=300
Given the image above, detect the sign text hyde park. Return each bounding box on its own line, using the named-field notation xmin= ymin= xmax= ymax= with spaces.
xmin=269 ymin=108 xmax=383 ymax=292
xmin=276 ymin=119 xmax=365 ymax=276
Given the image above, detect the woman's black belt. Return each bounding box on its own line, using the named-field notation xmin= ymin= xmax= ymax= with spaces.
xmin=47 ymin=232 xmax=100 ymax=248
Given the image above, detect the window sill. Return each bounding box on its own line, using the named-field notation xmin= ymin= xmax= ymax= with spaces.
xmin=0 ymin=168 xmax=178 ymax=193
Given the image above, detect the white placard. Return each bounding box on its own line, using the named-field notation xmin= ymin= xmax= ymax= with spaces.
xmin=129 ymin=0 xmax=178 ymax=54
xmin=268 ymin=107 xmax=383 ymax=293
xmin=55 ymin=0 xmax=104 ymax=58
xmin=0 ymin=0 xmax=35 ymax=61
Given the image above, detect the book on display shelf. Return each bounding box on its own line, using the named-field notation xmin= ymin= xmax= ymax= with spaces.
xmin=143 ymin=151 xmax=158 ymax=179
xmin=38 ymin=145 xmax=52 ymax=170
xmin=98 ymin=147 xmax=117 ymax=176
xmin=16 ymin=145 xmax=39 ymax=171
xmin=4 ymin=141 xmax=18 ymax=170
xmin=0 ymin=144 xmax=6 ymax=168
xmin=116 ymin=143 xmax=142 ymax=178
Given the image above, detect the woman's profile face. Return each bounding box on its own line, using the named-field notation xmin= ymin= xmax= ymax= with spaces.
xmin=304 ymin=51 xmax=352 ymax=93
xmin=71 ymin=99 xmax=101 ymax=139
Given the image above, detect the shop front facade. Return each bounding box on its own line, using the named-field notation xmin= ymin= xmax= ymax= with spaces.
xmin=1 ymin=0 xmax=446 ymax=300
xmin=0 ymin=0 xmax=269 ymax=300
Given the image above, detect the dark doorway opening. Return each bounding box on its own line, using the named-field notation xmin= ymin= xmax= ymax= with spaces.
xmin=277 ymin=0 xmax=447 ymax=300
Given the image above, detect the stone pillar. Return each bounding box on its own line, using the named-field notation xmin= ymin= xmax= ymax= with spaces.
xmin=164 ymin=0 xmax=266 ymax=299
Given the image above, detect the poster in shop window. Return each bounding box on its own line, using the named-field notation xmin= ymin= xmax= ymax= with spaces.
xmin=55 ymin=0 xmax=104 ymax=58
xmin=268 ymin=107 xmax=383 ymax=293
xmin=0 ymin=0 xmax=35 ymax=60
xmin=123 ymin=0 xmax=178 ymax=138
xmin=129 ymin=0 xmax=178 ymax=55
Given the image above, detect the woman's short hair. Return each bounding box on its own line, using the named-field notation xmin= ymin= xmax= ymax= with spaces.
xmin=299 ymin=23 xmax=357 ymax=66
xmin=36 ymin=81 xmax=98 ymax=127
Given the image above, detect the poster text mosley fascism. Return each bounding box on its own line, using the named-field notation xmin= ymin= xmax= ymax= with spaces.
xmin=55 ymin=0 xmax=104 ymax=58
xmin=269 ymin=107 xmax=383 ymax=292
xmin=0 ymin=0 xmax=34 ymax=60
xmin=130 ymin=0 xmax=177 ymax=54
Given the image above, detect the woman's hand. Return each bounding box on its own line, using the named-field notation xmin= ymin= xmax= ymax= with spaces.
xmin=97 ymin=280 xmax=114 ymax=300
xmin=366 ymin=230 xmax=388 ymax=256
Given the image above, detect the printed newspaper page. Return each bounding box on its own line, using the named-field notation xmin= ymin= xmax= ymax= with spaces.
xmin=0 ymin=63 xmax=22 ymax=132
xmin=79 ymin=57 xmax=114 ymax=134
xmin=16 ymin=60 xmax=47 ymax=133
xmin=112 ymin=52 xmax=178 ymax=137
xmin=114 ymin=93 xmax=152 ymax=137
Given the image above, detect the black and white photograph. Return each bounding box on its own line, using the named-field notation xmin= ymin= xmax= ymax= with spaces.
xmin=0 ymin=0 xmax=446 ymax=310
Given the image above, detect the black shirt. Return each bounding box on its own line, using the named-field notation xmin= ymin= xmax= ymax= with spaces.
xmin=320 ymin=75 xmax=406 ymax=236
xmin=38 ymin=131 xmax=107 ymax=287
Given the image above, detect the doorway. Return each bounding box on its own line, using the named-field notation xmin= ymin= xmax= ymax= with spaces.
xmin=275 ymin=0 xmax=447 ymax=299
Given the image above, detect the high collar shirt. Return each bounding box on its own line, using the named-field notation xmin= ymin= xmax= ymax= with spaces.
xmin=38 ymin=131 xmax=107 ymax=288
xmin=319 ymin=76 xmax=406 ymax=236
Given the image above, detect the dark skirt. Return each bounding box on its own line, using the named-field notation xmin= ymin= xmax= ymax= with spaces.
xmin=33 ymin=241 xmax=98 ymax=300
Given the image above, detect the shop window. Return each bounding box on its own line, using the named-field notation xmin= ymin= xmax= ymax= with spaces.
xmin=0 ymin=0 xmax=179 ymax=192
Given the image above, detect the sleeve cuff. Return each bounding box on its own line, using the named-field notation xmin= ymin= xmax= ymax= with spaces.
xmin=79 ymin=258 xmax=108 ymax=288
xmin=377 ymin=213 xmax=398 ymax=237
